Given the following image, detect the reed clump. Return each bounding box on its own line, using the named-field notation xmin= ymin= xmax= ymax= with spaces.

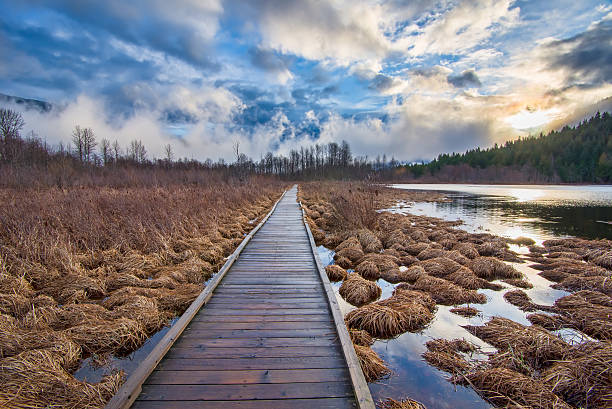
xmin=411 ymin=275 xmax=487 ymax=305
xmin=325 ymin=264 xmax=347 ymax=282
xmin=380 ymin=397 xmax=427 ymax=409
xmin=354 ymin=344 xmax=390 ymax=382
xmin=449 ymin=306 xmax=480 ymax=317
xmin=469 ymin=257 xmax=522 ymax=280
xmin=355 ymin=260 xmax=381 ymax=280
xmin=349 ymin=328 xmax=374 ymax=346
xmin=339 ymin=273 xmax=381 ymax=306
xmin=346 ymin=291 xmax=435 ymax=338
xmin=445 ymin=267 xmax=504 ymax=290
xmin=422 ymin=338 xmax=475 ymax=375
xmin=503 ymin=289 xmax=539 ymax=311
xmin=464 ymin=317 xmax=569 ymax=369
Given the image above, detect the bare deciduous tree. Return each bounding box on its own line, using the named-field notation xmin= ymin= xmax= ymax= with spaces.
xmin=100 ymin=138 xmax=111 ymax=165
xmin=129 ymin=140 xmax=147 ymax=163
xmin=112 ymin=140 xmax=121 ymax=161
xmin=0 ymin=108 xmax=25 ymax=162
xmin=72 ymin=125 xmax=84 ymax=162
xmin=164 ymin=144 xmax=174 ymax=163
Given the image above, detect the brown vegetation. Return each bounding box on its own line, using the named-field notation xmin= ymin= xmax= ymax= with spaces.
xmin=0 ymin=180 xmax=282 ymax=408
xmin=380 ymin=397 xmax=427 ymax=409
xmin=325 ymin=264 xmax=347 ymax=282
xmin=338 ymin=273 xmax=382 ymax=306
xmin=354 ymin=344 xmax=390 ymax=382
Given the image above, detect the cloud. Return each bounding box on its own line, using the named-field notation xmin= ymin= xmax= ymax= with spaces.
xmin=401 ymin=0 xmax=520 ymax=57
xmin=369 ymin=74 xmax=402 ymax=92
xmin=542 ymin=15 xmax=612 ymax=87
xmin=18 ymin=0 xmax=223 ymax=70
xmin=249 ymin=47 xmax=294 ymax=84
xmin=225 ymin=0 xmax=391 ymax=67
xmin=447 ymin=70 xmax=482 ymax=88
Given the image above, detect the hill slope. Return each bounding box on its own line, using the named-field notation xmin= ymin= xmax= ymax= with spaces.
xmin=405 ymin=112 xmax=612 ymax=184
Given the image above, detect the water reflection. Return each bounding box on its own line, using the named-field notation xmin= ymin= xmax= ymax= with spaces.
xmin=391 ymin=184 xmax=612 ymax=241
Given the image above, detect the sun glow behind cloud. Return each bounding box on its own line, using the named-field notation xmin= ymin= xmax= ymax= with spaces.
xmin=504 ymin=108 xmax=561 ymax=130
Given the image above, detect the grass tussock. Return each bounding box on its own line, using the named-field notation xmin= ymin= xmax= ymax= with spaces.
xmin=354 ymin=344 xmax=390 ymax=382
xmin=445 ymin=267 xmax=504 ymax=290
xmin=422 ymin=338 xmax=475 ymax=375
xmin=380 ymin=397 xmax=427 ymax=409
xmin=339 ymin=273 xmax=381 ymax=306
xmin=355 ymin=260 xmax=381 ymax=280
xmin=412 ymin=275 xmax=487 ymax=305
xmin=449 ymin=306 xmax=480 ymax=317
xmin=501 ymin=277 xmax=533 ymax=288
xmin=325 ymin=264 xmax=347 ymax=282
xmin=346 ymin=291 xmax=435 ymax=338
xmin=349 ymin=328 xmax=374 ymax=346
xmin=542 ymin=341 xmax=612 ymax=408
xmin=464 ymin=317 xmax=569 ymax=369
xmin=456 ymin=367 xmax=572 ymax=409
xmin=503 ymin=289 xmax=539 ymax=312
xmin=469 ymin=257 xmax=522 ymax=280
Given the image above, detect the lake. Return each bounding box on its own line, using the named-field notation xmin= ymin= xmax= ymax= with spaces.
xmin=321 ymin=183 xmax=612 ymax=409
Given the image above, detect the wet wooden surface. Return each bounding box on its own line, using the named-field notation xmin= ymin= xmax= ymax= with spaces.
xmin=133 ymin=186 xmax=360 ymax=408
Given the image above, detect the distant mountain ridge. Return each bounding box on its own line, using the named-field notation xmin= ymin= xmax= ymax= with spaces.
xmin=404 ymin=112 xmax=612 ymax=184
xmin=0 ymin=93 xmax=52 ymax=112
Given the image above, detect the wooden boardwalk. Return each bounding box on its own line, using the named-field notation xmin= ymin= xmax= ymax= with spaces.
xmin=107 ymin=186 xmax=374 ymax=409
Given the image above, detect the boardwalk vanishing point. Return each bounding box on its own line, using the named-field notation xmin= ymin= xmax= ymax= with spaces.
xmin=106 ymin=186 xmax=375 ymax=409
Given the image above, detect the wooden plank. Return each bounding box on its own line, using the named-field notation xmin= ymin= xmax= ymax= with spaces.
xmin=132 ymin=398 xmax=357 ymax=409
xmin=173 ymin=337 xmax=340 ymax=349
xmin=157 ymin=356 xmax=346 ymax=371
xmin=208 ymin=297 xmax=327 ymax=304
xmin=198 ymin=302 xmax=328 ymax=309
xmin=197 ymin=308 xmax=328 ymax=315
xmin=138 ymin=382 xmax=353 ymax=401
xmin=146 ymin=368 xmax=350 ymax=385
xmin=190 ymin=314 xmax=334 ymax=323
xmin=180 ymin=329 xmax=337 ymax=339
xmin=300 ymin=202 xmax=375 ymax=409
xmin=165 ymin=346 xmax=343 ymax=359
xmin=104 ymin=190 xmax=288 ymax=409
xmin=186 ymin=321 xmax=334 ymax=330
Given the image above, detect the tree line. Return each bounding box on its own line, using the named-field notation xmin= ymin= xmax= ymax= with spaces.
xmin=405 ymin=112 xmax=612 ymax=183
xmin=0 ymin=107 xmax=403 ymax=186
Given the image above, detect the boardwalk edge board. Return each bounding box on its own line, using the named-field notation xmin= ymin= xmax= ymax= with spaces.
xmin=104 ymin=188 xmax=288 ymax=409
xmin=299 ymin=195 xmax=376 ymax=409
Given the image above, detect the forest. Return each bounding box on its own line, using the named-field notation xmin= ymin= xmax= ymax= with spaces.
xmin=406 ymin=112 xmax=612 ymax=183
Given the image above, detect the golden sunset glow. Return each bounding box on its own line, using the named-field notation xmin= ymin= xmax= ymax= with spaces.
xmin=505 ymin=108 xmax=560 ymax=130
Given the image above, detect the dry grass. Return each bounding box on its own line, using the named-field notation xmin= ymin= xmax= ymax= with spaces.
xmin=339 ymin=273 xmax=382 ymax=306
xmin=355 ymin=260 xmax=381 ymax=280
xmin=504 ymin=289 xmax=539 ymax=312
xmin=325 ymin=264 xmax=347 ymax=282
xmin=457 ymin=367 xmax=572 ymax=409
xmin=542 ymin=341 xmax=612 ymax=408
xmin=349 ymin=329 xmax=374 ymax=346
xmin=501 ymin=278 xmax=533 ymax=288
xmin=0 ymin=180 xmax=282 ymax=407
xmin=412 ymin=275 xmax=487 ymax=305
xmin=423 ymin=338 xmax=475 ymax=375
xmin=552 ymin=275 xmax=612 ymax=296
xmin=464 ymin=317 xmax=569 ymax=369
xmin=469 ymin=257 xmax=522 ymax=280
xmin=380 ymin=397 xmax=427 ymax=409
xmin=449 ymin=306 xmax=480 ymax=317
xmin=354 ymin=344 xmax=390 ymax=382
xmin=346 ymin=291 xmax=435 ymax=338
xmin=445 ymin=267 xmax=504 ymax=291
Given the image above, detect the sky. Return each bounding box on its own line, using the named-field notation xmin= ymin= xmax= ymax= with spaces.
xmin=0 ymin=0 xmax=611 ymax=162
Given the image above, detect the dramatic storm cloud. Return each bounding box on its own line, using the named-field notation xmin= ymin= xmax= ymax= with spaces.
xmin=0 ymin=0 xmax=610 ymax=161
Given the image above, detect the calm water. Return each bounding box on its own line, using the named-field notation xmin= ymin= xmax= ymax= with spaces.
xmin=391 ymin=184 xmax=612 ymax=241
xmin=319 ymin=184 xmax=611 ymax=409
